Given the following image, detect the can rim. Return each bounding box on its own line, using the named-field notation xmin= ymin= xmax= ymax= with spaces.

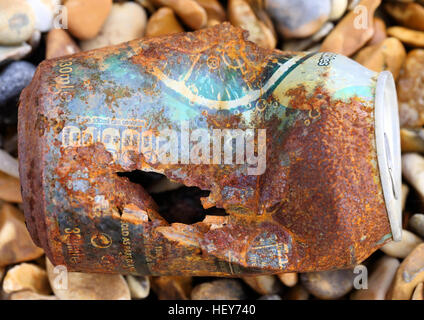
xmin=375 ymin=71 xmax=402 ymax=241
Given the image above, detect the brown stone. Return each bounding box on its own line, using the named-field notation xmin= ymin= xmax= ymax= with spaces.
xmin=136 ymin=0 xmax=155 ymax=14
xmin=388 ymin=243 xmax=424 ymax=299
xmin=0 ymin=203 xmax=43 ymax=267
xmin=80 ymin=2 xmax=147 ymax=51
xmin=321 ymin=0 xmax=381 ymax=56
xmin=385 ymin=2 xmax=424 ymax=32
xmin=228 ymin=0 xmax=276 ymax=49
xmin=351 ymin=256 xmax=399 ymax=300
xmin=354 ymin=37 xmax=406 ymax=79
xmin=0 ymin=171 xmax=22 ymax=203
xmin=397 ymin=50 xmax=424 ymax=127
xmin=242 ymin=275 xmax=281 ymax=295
xmin=301 ymin=269 xmax=354 ymax=300
xmin=65 ymin=0 xmax=112 ymax=40
xmin=368 ymin=17 xmax=387 ymax=46
xmin=277 ymin=272 xmax=298 ymax=287
xmin=46 ymin=29 xmax=80 ymax=59
xmin=412 ymin=282 xmax=424 ymax=300
xmin=3 ymin=263 xmax=51 ymax=295
xmin=46 ymin=258 xmax=130 ymax=300
xmin=284 ymin=284 xmax=309 ymax=300
xmin=9 ymin=290 xmax=58 ymax=300
xmin=381 ymin=230 xmax=423 ymax=259
xmin=151 ymin=276 xmax=192 ymax=300
xmin=145 ymin=7 xmax=184 ymax=38
xmin=387 ymin=26 xmax=424 ymax=47
xmin=191 ymin=279 xmax=247 ymax=300
xmin=195 ymin=0 xmax=226 ymax=23
xmin=400 ymin=129 xmax=424 ymax=153
xmin=151 ymin=0 xmax=207 ymax=30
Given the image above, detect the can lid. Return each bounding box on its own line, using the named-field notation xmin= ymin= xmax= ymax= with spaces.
xmin=375 ymin=71 xmax=402 ymax=241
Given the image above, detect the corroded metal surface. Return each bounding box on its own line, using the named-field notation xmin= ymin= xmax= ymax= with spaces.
xmin=18 ymin=23 xmax=392 ymax=276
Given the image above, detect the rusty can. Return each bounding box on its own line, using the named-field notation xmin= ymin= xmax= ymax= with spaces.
xmin=18 ymin=23 xmax=401 ymax=276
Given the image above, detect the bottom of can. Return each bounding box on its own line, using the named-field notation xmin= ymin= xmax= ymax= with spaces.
xmin=375 ymin=71 xmax=402 ymax=242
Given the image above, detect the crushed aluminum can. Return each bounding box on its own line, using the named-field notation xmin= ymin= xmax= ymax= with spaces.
xmin=18 ymin=23 xmax=401 ymax=276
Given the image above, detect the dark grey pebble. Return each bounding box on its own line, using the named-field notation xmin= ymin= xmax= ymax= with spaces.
xmin=0 ymin=61 xmax=35 ymax=123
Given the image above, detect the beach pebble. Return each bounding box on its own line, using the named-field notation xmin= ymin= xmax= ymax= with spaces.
xmin=46 ymin=28 xmax=80 ymax=59
xmin=381 ymin=230 xmax=423 ymax=258
xmin=354 ymin=37 xmax=406 ymax=79
xmin=388 ymin=243 xmax=424 ymax=299
xmin=409 ymin=214 xmax=424 ymax=239
xmin=228 ymin=0 xmax=276 ymax=49
xmin=301 ymin=269 xmax=354 ymax=299
xmin=258 ymin=294 xmax=282 ymax=300
xmin=0 ymin=0 xmax=35 ymax=45
xmin=412 ymin=282 xmax=424 ymax=300
xmin=46 ymin=258 xmax=131 ymax=300
xmin=191 ymin=279 xmax=247 ymax=300
xmin=151 ymin=0 xmax=207 ymax=30
xmin=80 ymin=2 xmax=147 ymax=51
xmin=65 ymin=0 xmax=112 ymax=40
xmin=0 ymin=203 xmax=44 ymax=267
xmin=0 ymin=171 xmax=22 ymax=203
xmin=329 ymin=0 xmax=348 ymax=21
xmin=402 ymin=184 xmax=409 ymax=211
xmin=265 ymin=0 xmax=331 ymax=39
xmin=3 ymin=263 xmax=51 ymax=295
xmin=284 ymin=284 xmax=309 ymax=300
xmin=196 ymin=0 xmax=226 ymax=25
xmin=321 ymin=0 xmax=381 ymax=56
xmin=0 ymin=43 xmax=31 ymax=65
xmin=26 ymin=0 xmax=59 ymax=32
xmin=387 ymin=26 xmax=424 ymax=48
xmin=282 ymin=22 xmax=334 ymax=51
xmin=145 ymin=7 xmax=184 ymax=38
xmin=397 ymin=50 xmax=424 ymax=127
xmin=0 ymin=61 xmax=36 ymax=120
xmin=242 ymin=275 xmax=281 ymax=295
xmin=27 ymin=29 xmax=41 ymax=50
xmin=277 ymin=272 xmax=298 ymax=287
xmin=136 ymin=0 xmax=155 ymax=13
xmin=9 ymin=290 xmax=58 ymax=300
xmin=400 ymin=129 xmax=424 ymax=153
xmin=368 ymin=17 xmax=387 ymax=46
xmin=347 ymin=0 xmax=361 ymax=10
xmin=151 ymin=276 xmax=192 ymax=300
xmin=351 ymin=255 xmax=399 ymax=300
xmin=402 ymin=153 xmax=424 ymax=200
xmin=385 ymin=2 xmax=424 ymax=32
xmin=126 ymin=275 xmax=150 ymax=299
xmin=0 ymin=149 xmax=19 ymax=179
